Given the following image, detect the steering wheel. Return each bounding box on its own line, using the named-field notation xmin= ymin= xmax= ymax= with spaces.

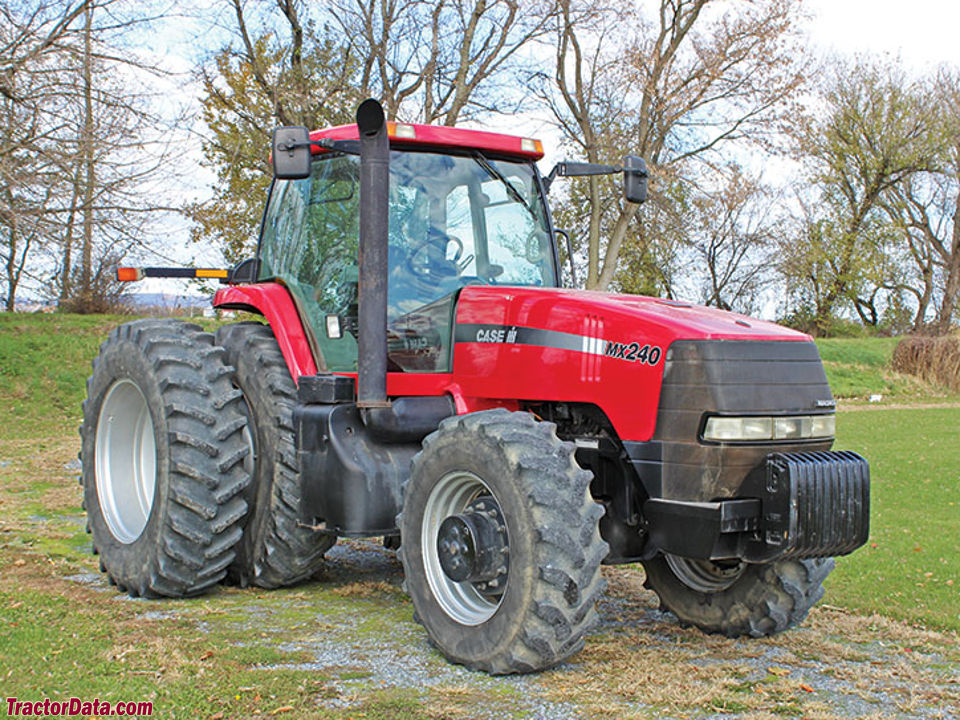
xmin=406 ymin=228 xmax=464 ymax=282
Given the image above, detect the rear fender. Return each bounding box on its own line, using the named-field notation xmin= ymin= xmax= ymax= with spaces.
xmin=213 ymin=283 xmax=318 ymax=381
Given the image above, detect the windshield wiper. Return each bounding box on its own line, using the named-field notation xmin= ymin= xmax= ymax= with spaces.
xmin=313 ymin=138 xmax=360 ymax=155
xmin=471 ymin=152 xmax=536 ymax=219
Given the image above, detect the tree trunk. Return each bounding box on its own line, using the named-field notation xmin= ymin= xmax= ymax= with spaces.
xmin=936 ymin=191 xmax=960 ymax=333
xmin=60 ymin=170 xmax=82 ymax=301
xmin=79 ymin=2 xmax=95 ymax=300
xmin=4 ymin=224 xmax=18 ymax=312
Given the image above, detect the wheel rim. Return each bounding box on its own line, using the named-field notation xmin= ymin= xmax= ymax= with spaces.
xmin=422 ymin=471 xmax=507 ymax=626
xmin=237 ymin=391 xmax=257 ymax=480
xmin=665 ymin=554 xmax=745 ymax=594
xmin=95 ymin=379 xmax=157 ymax=543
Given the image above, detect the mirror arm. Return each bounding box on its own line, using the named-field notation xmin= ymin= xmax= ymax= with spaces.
xmin=314 ymin=138 xmax=360 ymax=156
xmin=543 ymin=164 xmax=560 ymax=193
xmin=543 ymin=161 xmax=625 ymax=192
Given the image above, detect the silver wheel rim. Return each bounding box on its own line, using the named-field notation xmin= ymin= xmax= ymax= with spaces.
xmin=95 ymin=379 xmax=157 ymax=543
xmin=665 ymin=554 xmax=745 ymax=594
xmin=422 ymin=471 xmax=506 ymax=626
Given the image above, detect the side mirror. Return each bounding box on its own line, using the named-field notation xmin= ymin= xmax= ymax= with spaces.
xmin=272 ymin=126 xmax=312 ymax=179
xmin=622 ymin=155 xmax=648 ymax=204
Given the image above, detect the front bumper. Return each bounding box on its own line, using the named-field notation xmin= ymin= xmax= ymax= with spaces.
xmin=644 ymin=450 xmax=870 ymax=562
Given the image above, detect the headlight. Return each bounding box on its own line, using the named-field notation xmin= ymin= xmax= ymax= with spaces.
xmin=702 ymin=414 xmax=835 ymax=442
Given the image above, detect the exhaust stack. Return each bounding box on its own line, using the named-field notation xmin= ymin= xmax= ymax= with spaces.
xmin=356 ymin=98 xmax=391 ymax=409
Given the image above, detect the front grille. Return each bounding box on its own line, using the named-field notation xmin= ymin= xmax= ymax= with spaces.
xmin=640 ymin=339 xmax=836 ymax=502
xmin=766 ymin=451 xmax=870 ymax=558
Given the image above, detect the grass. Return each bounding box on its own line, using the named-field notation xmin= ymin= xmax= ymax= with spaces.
xmin=1 ymin=313 xmax=959 ymax=718
xmin=0 ymin=314 xmax=129 ymax=438
xmin=829 ymin=407 xmax=960 ymax=631
xmin=0 ymin=313 xmax=234 ymax=440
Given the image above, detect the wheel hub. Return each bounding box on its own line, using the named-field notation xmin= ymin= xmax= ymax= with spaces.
xmin=665 ymin=554 xmax=745 ymax=593
xmin=437 ymin=498 xmax=508 ymax=584
xmin=421 ymin=471 xmax=510 ymax=625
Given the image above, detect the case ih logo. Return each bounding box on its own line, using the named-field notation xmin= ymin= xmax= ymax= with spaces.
xmin=475 ymin=326 xmax=519 ymax=343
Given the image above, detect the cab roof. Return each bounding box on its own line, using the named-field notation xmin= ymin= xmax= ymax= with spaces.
xmin=309 ymin=122 xmax=545 ymax=161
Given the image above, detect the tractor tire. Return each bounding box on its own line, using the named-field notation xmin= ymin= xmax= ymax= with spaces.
xmin=398 ymin=408 xmax=608 ymax=674
xmin=216 ymin=322 xmax=336 ymax=588
xmin=641 ymin=554 xmax=835 ymax=637
xmin=81 ymin=319 xmax=251 ymax=598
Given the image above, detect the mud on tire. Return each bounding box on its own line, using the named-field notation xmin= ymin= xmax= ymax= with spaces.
xmin=81 ymin=319 xmax=251 ymax=597
xmin=641 ymin=554 xmax=835 ymax=637
xmin=398 ymin=408 xmax=608 ymax=674
xmin=216 ymin=322 xmax=335 ymax=588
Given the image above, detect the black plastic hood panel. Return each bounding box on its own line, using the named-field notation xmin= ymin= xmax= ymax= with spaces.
xmin=626 ymin=340 xmax=836 ymax=501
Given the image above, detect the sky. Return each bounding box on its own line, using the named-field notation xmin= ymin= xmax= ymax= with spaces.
xmin=805 ymin=0 xmax=960 ymax=69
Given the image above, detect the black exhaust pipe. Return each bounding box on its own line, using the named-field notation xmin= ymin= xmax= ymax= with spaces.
xmin=356 ymin=98 xmax=390 ymax=409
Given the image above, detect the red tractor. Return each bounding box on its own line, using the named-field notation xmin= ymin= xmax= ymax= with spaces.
xmin=82 ymin=99 xmax=869 ymax=674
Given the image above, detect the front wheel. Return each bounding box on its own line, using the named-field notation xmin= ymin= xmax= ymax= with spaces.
xmin=399 ymin=409 xmax=607 ymax=674
xmin=641 ymin=553 xmax=835 ymax=637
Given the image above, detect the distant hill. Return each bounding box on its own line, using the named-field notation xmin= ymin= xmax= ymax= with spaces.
xmin=123 ymin=293 xmax=210 ymax=310
xmin=12 ymin=293 xmax=210 ymax=313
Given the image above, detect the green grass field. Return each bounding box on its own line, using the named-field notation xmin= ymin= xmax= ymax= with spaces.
xmin=1 ymin=314 xmax=958 ymax=717
xmin=831 ymin=408 xmax=960 ymax=630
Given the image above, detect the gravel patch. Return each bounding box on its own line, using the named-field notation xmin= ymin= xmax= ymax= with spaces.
xmin=250 ymin=538 xmax=580 ymax=720
xmin=64 ymin=572 xmax=109 ymax=589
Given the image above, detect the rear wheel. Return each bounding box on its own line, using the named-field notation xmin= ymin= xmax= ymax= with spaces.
xmin=399 ymin=409 xmax=607 ymax=674
xmin=216 ymin=322 xmax=336 ymax=588
xmin=641 ymin=553 xmax=834 ymax=637
xmin=81 ymin=320 xmax=251 ymax=597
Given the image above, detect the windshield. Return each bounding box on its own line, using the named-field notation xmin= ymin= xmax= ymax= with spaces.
xmin=258 ymin=149 xmax=555 ymax=372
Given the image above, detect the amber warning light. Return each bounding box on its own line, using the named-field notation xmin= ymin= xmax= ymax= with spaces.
xmin=116 ymin=267 xmax=142 ymax=282
xmin=116 ymin=267 xmax=229 ymax=282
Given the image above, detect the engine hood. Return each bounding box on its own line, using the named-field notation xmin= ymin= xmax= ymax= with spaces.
xmin=455 ymin=286 xmax=809 ymax=343
xmin=449 ymin=286 xmax=816 ymax=442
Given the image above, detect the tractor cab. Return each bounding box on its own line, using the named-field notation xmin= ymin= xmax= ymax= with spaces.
xmin=257 ymin=134 xmax=558 ymax=374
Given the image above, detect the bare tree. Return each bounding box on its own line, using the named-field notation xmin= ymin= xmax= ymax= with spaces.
xmin=0 ymin=1 xmax=89 ymax=103
xmin=0 ymin=0 xmax=91 ymax=309
xmin=331 ymin=0 xmax=556 ymax=125
xmin=541 ymin=0 xmax=806 ymax=291
xmin=878 ymin=69 xmax=960 ymax=333
xmin=786 ymin=57 xmax=940 ymax=333
xmin=2 ymin=0 xmax=191 ymax=310
xmin=689 ymin=166 xmax=776 ymax=313
xmin=190 ymin=0 xmax=361 ymax=260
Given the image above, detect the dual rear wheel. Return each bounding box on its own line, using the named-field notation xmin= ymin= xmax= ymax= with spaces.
xmin=82 ymin=320 xmax=333 ymax=597
xmin=81 ymin=320 xmax=250 ymax=596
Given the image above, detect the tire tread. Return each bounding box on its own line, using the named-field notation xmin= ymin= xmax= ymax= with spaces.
xmin=81 ymin=319 xmax=251 ymax=598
